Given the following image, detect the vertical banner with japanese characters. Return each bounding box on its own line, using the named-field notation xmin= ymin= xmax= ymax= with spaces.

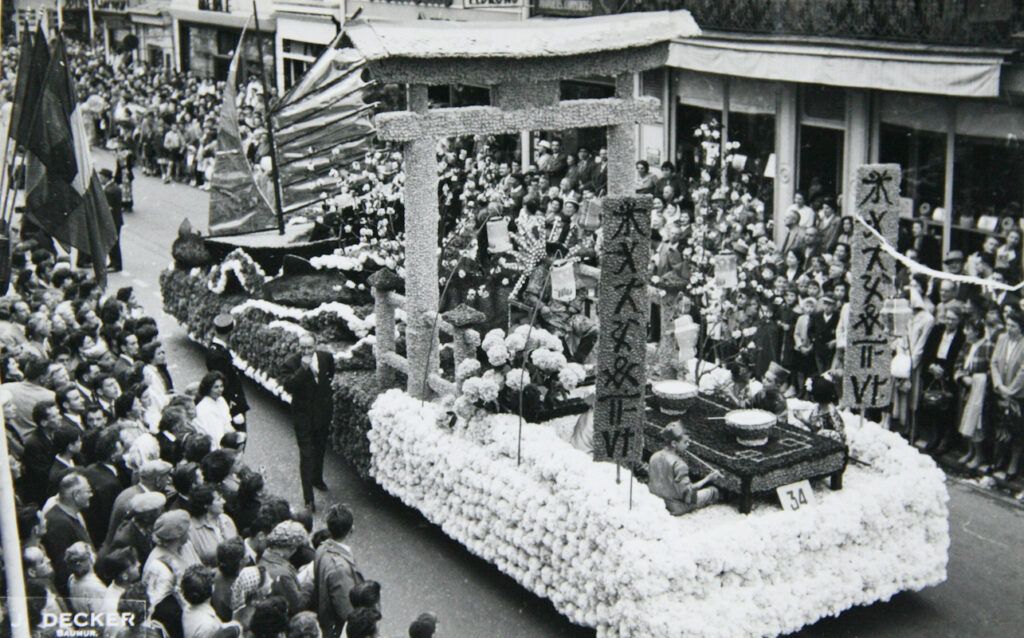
xmin=843 ymin=164 xmax=901 ymax=409
xmin=594 ymin=196 xmax=652 ymax=465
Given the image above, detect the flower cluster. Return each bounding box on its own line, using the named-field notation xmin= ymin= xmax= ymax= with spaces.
xmin=457 ymin=325 xmax=586 ymax=418
xmin=368 ymin=390 xmax=949 ymax=638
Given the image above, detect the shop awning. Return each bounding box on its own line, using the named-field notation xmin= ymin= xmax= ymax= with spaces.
xmin=666 ymin=37 xmax=1007 ymax=98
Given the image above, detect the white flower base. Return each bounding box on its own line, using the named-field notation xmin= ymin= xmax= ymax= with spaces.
xmin=368 ymin=390 xmax=949 ymax=638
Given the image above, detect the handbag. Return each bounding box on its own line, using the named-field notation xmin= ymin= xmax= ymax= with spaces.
xmin=890 ymin=351 xmax=911 ymax=379
xmin=921 ymin=378 xmax=954 ymax=410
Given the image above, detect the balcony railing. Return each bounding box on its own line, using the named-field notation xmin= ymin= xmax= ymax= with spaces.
xmin=543 ymin=0 xmax=1024 ymax=49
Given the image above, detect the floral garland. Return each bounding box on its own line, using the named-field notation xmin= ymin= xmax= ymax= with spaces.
xmin=207 ymin=248 xmax=269 ymax=296
xmin=368 ymin=390 xmax=948 ymax=638
xmin=229 ymin=299 xmax=403 ymax=340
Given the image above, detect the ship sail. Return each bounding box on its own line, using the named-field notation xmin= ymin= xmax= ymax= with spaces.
xmin=207 ymin=25 xmax=279 ymax=237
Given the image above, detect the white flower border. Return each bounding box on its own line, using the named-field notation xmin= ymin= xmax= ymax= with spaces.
xmin=207 ymin=249 xmax=270 ymax=294
xmin=368 ymin=390 xmax=949 ymax=638
xmin=230 ymin=299 xmax=403 ymax=339
xmin=180 ymin=323 xmax=292 ymax=403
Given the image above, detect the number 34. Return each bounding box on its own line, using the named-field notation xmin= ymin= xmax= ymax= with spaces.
xmin=786 ymin=488 xmax=808 ymax=510
xmin=776 ymin=480 xmax=815 ymax=512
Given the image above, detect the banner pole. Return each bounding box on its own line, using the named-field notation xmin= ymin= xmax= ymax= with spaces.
xmin=0 ymin=408 xmax=31 ymax=638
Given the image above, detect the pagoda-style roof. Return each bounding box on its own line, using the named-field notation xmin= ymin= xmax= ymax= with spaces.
xmin=344 ymin=10 xmax=700 ymax=84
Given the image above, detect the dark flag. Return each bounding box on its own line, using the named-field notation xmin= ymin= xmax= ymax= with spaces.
xmin=8 ymin=25 xmax=51 ymax=147
xmin=23 ymin=36 xmax=117 ymax=286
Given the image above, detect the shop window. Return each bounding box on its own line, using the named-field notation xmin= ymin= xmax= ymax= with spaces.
xmin=953 ymin=101 xmax=1024 ymax=249
xmin=802 ymin=85 xmax=845 ymax=124
xmin=879 ymin=93 xmax=948 ymax=245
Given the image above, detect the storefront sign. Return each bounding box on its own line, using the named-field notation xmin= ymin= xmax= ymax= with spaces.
xmin=594 ymin=196 xmax=651 ymax=466
xmin=533 ymin=0 xmax=594 ymax=16
xmin=843 ymin=164 xmax=901 ymax=409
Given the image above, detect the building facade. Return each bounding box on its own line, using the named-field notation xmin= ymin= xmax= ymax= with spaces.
xmin=536 ymin=0 xmax=1024 ymax=255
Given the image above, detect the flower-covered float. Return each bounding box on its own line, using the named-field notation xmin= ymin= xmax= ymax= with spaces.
xmin=161 ymin=12 xmax=949 ymax=638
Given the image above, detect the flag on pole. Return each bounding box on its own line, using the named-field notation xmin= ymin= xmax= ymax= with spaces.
xmin=8 ymin=25 xmax=51 ymax=147
xmin=23 ymin=35 xmax=117 ymax=286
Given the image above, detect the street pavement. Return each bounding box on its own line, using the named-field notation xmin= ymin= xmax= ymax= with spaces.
xmin=97 ymin=151 xmax=1023 ymax=637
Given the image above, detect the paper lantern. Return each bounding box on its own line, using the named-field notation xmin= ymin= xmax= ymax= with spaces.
xmin=550 ymin=261 xmax=577 ymax=302
xmin=884 ymin=298 xmax=912 ymax=338
xmin=580 ymin=198 xmax=602 ymax=232
xmin=486 ymin=219 xmax=512 ymax=253
xmin=713 ymin=251 xmax=738 ymax=289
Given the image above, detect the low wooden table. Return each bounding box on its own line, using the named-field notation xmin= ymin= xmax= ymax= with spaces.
xmin=645 ymin=400 xmax=848 ymax=514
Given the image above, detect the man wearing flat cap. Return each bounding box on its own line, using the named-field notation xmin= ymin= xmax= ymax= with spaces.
xmin=104 ymin=458 xmax=172 ymax=548
xmin=103 ymin=491 xmax=166 ymax=564
xmin=205 ymin=314 xmax=249 ymax=430
xmin=648 ymin=423 xmax=721 ymax=516
xmin=143 ymin=509 xmax=201 ymax=638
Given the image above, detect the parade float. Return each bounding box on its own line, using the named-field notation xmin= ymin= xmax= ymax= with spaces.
xmin=162 ymin=11 xmax=949 ymax=637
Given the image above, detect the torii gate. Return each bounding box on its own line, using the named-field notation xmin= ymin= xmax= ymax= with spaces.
xmin=346 ymin=11 xmax=701 ymax=398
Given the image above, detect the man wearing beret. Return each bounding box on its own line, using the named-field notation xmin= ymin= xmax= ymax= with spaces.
xmin=205 ymin=314 xmax=249 ymax=430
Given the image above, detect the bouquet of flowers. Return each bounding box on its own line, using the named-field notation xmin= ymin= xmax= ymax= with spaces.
xmin=453 ymin=324 xmax=589 ymax=423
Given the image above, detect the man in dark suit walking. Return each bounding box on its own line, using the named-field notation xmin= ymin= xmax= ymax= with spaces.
xmin=283 ymin=334 xmax=336 ymax=510
xmin=43 ymin=472 xmax=94 ymax=599
xmin=205 ymin=314 xmax=249 ymax=431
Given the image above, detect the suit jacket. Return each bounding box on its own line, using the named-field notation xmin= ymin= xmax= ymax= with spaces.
xmin=576 ymin=159 xmax=600 ymax=192
xmin=205 ymin=342 xmax=249 ymax=415
xmin=283 ymin=351 xmax=335 ymax=436
xmin=780 ymin=226 xmax=805 ymax=257
xmin=544 ymin=152 xmax=568 ymax=180
xmin=103 ymin=519 xmax=154 ymax=565
xmin=103 ymin=180 xmax=124 ymax=228
xmin=818 ymin=214 xmax=842 ymax=251
xmin=104 ymin=483 xmax=147 ymax=549
xmin=21 ymin=428 xmax=55 ymax=505
xmin=920 ymin=325 xmax=965 ymax=386
xmin=809 ymin=311 xmax=841 ymax=370
xmin=43 ymin=504 xmax=92 ymax=599
xmin=82 ymin=463 xmax=124 ymax=547
xmin=653 ymin=242 xmax=685 ymax=279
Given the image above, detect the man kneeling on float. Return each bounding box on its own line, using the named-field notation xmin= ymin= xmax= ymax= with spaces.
xmin=648 ymin=422 xmax=722 ymax=515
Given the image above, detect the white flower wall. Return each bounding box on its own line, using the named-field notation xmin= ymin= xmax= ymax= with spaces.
xmin=368 ymin=390 xmax=948 ymax=638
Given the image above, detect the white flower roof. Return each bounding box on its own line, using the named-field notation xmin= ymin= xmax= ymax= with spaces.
xmin=346 ymin=11 xmax=700 ymax=61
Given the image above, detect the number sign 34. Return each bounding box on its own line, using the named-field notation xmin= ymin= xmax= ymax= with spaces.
xmin=776 ymin=480 xmax=816 ymax=512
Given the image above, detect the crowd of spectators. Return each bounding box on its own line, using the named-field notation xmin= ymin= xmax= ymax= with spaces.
xmin=1 ymin=42 xmax=268 ymax=198
xmin=0 ymin=244 xmax=437 ymax=638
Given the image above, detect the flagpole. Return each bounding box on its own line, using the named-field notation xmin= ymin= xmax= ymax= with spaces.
xmin=0 ymin=406 xmax=31 ymax=638
xmin=252 ymin=1 xmax=286 ymax=235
